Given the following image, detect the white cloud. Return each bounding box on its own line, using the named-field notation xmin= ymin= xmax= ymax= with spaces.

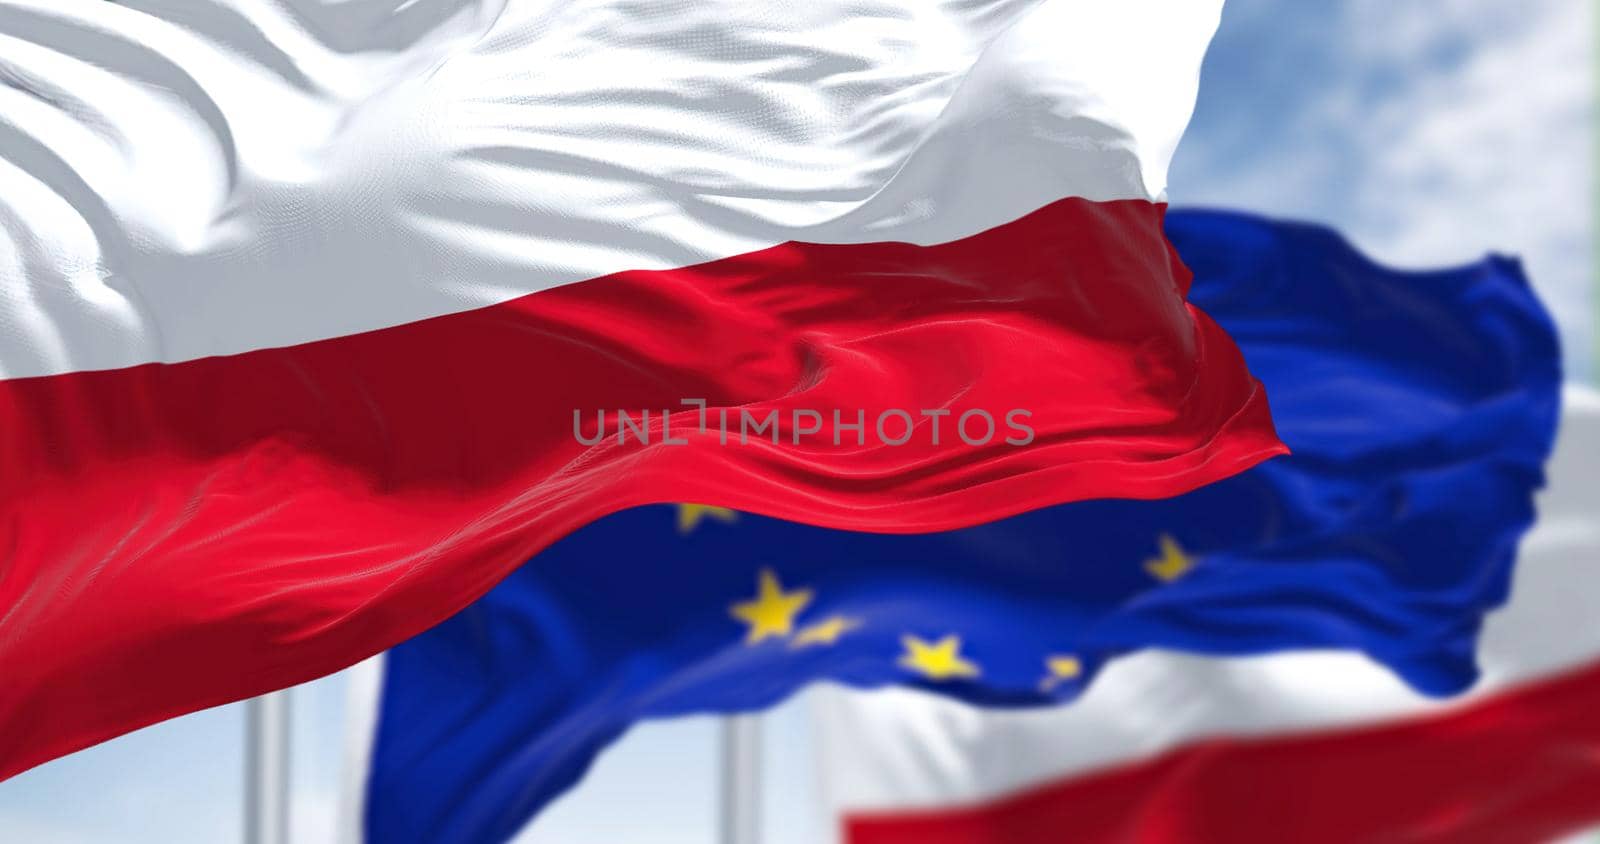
xmin=291 ymin=784 xmax=340 ymax=844
xmin=1342 ymin=0 xmax=1591 ymax=336
xmin=1176 ymin=0 xmax=1595 ymax=377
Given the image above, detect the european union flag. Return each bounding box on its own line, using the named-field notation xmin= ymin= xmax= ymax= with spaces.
xmin=364 ymin=211 xmax=1561 ymax=843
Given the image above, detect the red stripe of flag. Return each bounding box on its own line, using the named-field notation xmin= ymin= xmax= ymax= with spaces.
xmin=846 ymin=660 xmax=1600 ymax=844
xmin=0 ymin=197 xmax=1280 ymax=780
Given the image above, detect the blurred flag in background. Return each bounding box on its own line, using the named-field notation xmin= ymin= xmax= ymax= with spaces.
xmin=818 ymin=386 xmax=1600 ymax=844
xmin=354 ymin=211 xmax=1561 ymax=843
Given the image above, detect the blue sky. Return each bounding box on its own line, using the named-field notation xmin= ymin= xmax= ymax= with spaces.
xmin=0 ymin=1 xmax=1592 ymax=841
xmin=1176 ymin=0 xmax=1593 ymax=380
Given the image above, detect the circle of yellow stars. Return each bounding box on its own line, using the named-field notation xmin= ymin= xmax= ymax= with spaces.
xmin=688 ymin=505 xmax=1199 ymax=690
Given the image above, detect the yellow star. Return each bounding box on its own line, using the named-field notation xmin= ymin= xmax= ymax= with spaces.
xmin=1144 ymin=533 xmax=1195 ymax=583
xmin=898 ymin=634 xmax=981 ymax=681
xmin=678 ymin=503 xmax=737 ymax=534
xmin=1039 ymin=654 xmax=1083 ymax=692
xmin=791 ymin=615 xmax=861 ymax=649
xmin=730 ymin=569 xmax=813 ymax=644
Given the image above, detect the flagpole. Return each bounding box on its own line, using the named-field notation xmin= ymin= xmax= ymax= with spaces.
xmin=245 ymin=691 xmax=292 ymax=844
xmin=719 ymin=715 xmax=762 ymax=844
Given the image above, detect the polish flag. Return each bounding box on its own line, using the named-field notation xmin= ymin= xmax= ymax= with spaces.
xmin=0 ymin=0 xmax=1279 ymax=779
xmin=817 ymin=386 xmax=1600 ymax=844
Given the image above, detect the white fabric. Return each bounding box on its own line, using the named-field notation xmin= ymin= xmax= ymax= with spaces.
xmin=815 ymin=385 xmax=1600 ymax=813
xmin=0 ymin=0 xmax=1222 ymax=378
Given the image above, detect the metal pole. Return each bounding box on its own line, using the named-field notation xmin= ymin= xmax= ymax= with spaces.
xmin=245 ymin=691 xmax=291 ymax=844
xmin=719 ymin=715 xmax=762 ymax=844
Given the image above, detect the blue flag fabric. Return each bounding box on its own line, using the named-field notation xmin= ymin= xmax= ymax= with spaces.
xmin=364 ymin=211 xmax=1562 ymax=844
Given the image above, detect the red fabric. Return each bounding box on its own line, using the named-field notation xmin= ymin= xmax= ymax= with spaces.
xmin=0 ymin=197 xmax=1280 ymax=780
xmin=846 ymin=661 xmax=1600 ymax=844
